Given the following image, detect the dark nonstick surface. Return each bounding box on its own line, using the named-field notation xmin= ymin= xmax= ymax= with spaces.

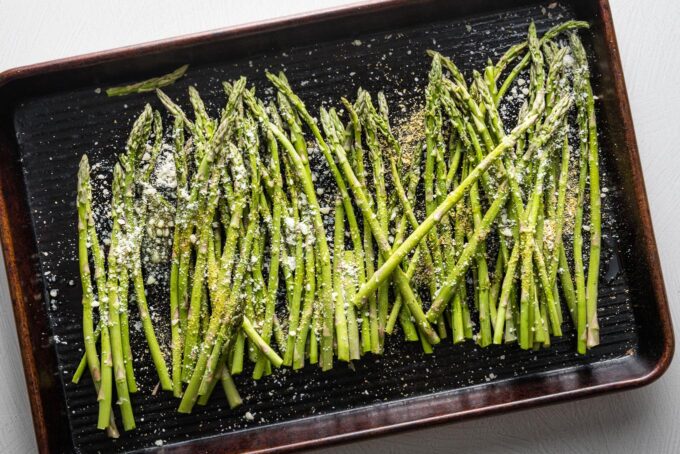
xmin=11 ymin=2 xmax=639 ymax=452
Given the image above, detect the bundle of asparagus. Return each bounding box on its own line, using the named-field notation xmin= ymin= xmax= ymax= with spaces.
xmin=74 ymin=20 xmax=603 ymax=435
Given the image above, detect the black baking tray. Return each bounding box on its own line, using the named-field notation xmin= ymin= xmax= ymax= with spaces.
xmin=0 ymin=0 xmax=672 ymax=452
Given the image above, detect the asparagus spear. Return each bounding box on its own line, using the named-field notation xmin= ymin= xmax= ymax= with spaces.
xmin=571 ymin=33 xmax=601 ymax=349
xmin=341 ymin=250 xmax=363 ymax=359
xmin=117 ymin=261 xmax=136 ymax=393
xmin=168 ymin=118 xmax=187 ymax=396
xmin=82 ymin=165 xmax=117 ymax=432
xmin=106 ymin=65 xmax=189 ymax=97
xmin=332 ymin=199 xmax=351 ymax=361
xmin=252 ymin=109 xmax=284 ymax=379
xmin=106 ymin=164 xmax=135 ymax=430
xmin=469 ymin=180 xmax=493 ymax=347
xmin=293 ymin=228 xmax=317 ymax=370
xmin=77 ymin=156 xmax=113 ymax=432
xmin=281 ymin=182 xmax=305 ymax=366
xmin=423 ymin=57 xmax=446 ymax=285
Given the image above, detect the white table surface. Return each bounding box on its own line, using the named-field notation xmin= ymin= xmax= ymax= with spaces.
xmin=0 ymin=1 xmax=678 ymax=452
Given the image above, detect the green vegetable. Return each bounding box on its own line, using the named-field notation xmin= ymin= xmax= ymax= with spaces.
xmin=106 ymin=65 xmax=188 ymax=96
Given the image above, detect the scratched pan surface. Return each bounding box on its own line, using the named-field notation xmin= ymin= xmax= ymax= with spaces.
xmin=0 ymin=0 xmax=671 ymax=453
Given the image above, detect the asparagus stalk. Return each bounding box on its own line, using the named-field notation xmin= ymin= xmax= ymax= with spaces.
xmin=221 ymin=367 xmax=243 ymax=409
xmin=106 ymin=164 xmax=135 ymax=430
xmin=293 ymin=232 xmax=316 ymax=370
xmin=77 ymin=156 xmax=114 ymax=433
xmin=341 ymin=250 xmax=363 ymax=359
xmin=117 ymin=263 xmax=136 ymax=393
xmin=169 ymin=116 xmax=187 ymax=397
xmin=281 ymin=184 xmax=305 ymax=366
xmin=469 ymin=180 xmax=492 ymax=347
xmin=571 ymin=33 xmax=601 ymax=349
xmin=423 ymin=57 xmax=446 ymax=290
xmin=333 ymin=199 xmax=351 ymax=361
xmin=252 ymin=111 xmax=284 ymax=379
xmin=362 ymin=208 xmax=379 ymax=352
xmin=106 ymin=65 xmax=189 ymax=97
xmin=82 ymin=166 xmax=116 ymax=431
